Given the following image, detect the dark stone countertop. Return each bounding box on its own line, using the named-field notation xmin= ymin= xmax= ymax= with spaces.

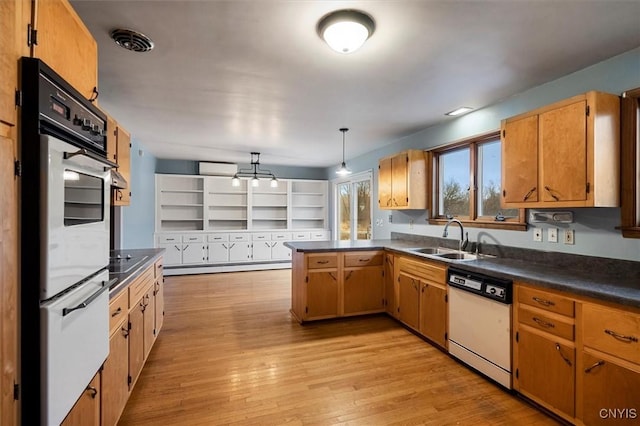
xmin=284 ymin=239 xmax=640 ymax=309
xmin=108 ymin=248 xmax=165 ymax=299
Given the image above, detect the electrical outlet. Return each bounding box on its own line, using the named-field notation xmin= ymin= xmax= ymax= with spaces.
xmin=533 ymin=228 xmax=542 ymax=242
xmin=548 ymin=227 xmax=558 ymax=243
xmin=409 ymin=219 xmax=414 ymax=230
xmin=564 ymin=229 xmax=575 ymax=245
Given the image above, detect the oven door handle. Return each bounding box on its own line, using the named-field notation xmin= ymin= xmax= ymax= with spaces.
xmin=64 ymin=148 xmax=118 ymax=170
xmin=62 ymin=282 xmax=109 ymax=317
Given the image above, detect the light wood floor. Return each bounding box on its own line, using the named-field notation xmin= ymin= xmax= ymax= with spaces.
xmin=118 ymin=270 xmax=560 ymax=426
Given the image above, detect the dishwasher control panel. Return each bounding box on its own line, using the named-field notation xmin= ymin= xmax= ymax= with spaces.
xmin=447 ymin=268 xmax=513 ymax=304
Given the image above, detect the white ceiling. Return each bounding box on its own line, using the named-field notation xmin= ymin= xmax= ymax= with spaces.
xmin=71 ymin=0 xmax=640 ymax=168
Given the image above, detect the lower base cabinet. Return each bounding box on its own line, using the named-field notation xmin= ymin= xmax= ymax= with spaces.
xmin=419 ymin=283 xmax=447 ymax=349
xmin=101 ymin=318 xmax=129 ymax=426
xmin=398 ymin=271 xmax=420 ymax=330
xmin=61 ymin=373 xmax=100 ymax=426
xmin=306 ymin=270 xmax=339 ymax=319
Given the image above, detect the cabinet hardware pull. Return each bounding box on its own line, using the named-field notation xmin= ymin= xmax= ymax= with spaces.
xmin=532 ymin=317 xmax=555 ymax=328
xmin=174 ymin=245 xmax=181 ymax=251
xmin=544 ymin=186 xmax=560 ymax=201
xmin=604 ymin=329 xmax=639 ymax=343
xmin=121 ymin=327 xmax=129 ymax=337
xmin=555 ymin=343 xmax=572 ymax=366
xmin=317 ymin=260 xmax=329 ymax=264
xmin=532 ymin=296 xmax=555 ymax=307
xmin=86 ymin=385 xmax=98 ymax=399
xmin=359 ymin=258 xmax=371 ymax=262
xmin=328 ymin=272 xmax=337 ymax=281
xmin=111 ymin=307 xmax=122 ymax=317
xmin=584 ymin=360 xmax=605 ymax=373
xmin=183 ymin=244 xmax=190 ymax=250
xmin=523 ymin=187 xmax=536 ymax=201
xmin=386 ymin=198 xmax=392 ymax=206
xmin=345 ymin=271 xmax=353 ymax=281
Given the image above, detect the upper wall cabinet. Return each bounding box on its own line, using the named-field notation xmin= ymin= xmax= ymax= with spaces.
xmin=378 ymin=149 xmax=427 ymax=210
xmin=501 ymin=91 xmax=620 ymax=208
xmin=24 ymin=0 xmax=98 ymax=101
xmin=105 ymin=112 xmax=132 ymax=206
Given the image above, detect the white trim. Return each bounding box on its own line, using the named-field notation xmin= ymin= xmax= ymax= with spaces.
xmin=331 ymin=170 xmax=373 ymax=241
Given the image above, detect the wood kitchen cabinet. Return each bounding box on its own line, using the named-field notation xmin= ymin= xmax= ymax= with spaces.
xmin=397 ymin=271 xmax=420 ymax=330
xmin=419 ymin=283 xmax=447 ymax=349
xmin=23 ymin=0 xmax=98 ymax=101
xmin=578 ymin=303 xmax=640 ymax=425
xmin=128 ymin=267 xmax=155 ymax=388
xmin=343 ymin=252 xmax=384 ymax=316
xmin=501 ymin=91 xmax=620 ymax=208
xmin=384 ymin=253 xmax=397 ymax=317
xmin=513 ymin=284 xmax=576 ymax=422
xmin=154 ymin=259 xmax=165 ymax=335
xmin=378 ymin=150 xmax=427 ymax=210
xmin=112 ymin=125 xmax=131 ymax=206
xmin=61 ymin=372 xmax=100 ymax=426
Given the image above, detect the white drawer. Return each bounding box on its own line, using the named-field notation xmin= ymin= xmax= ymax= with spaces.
xmin=271 ymin=232 xmax=292 ymax=241
xmin=207 ymin=233 xmax=229 ymax=242
xmin=310 ymin=231 xmax=330 ymax=240
xmin=252 ymin=232 xmax=271 ymax=241
xmin=182 ymin=235 xmax=204 ymax=243
xmin=229 ymin=233 xmax=250 ymax=242
xmin=157 ymin=234 xmax=181 ymax=244
xmin=292 ymin=232 xmax=310 ymax=240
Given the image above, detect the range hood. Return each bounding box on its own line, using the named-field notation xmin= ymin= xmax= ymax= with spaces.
xmin=110 ymin=169 xmax=128 ymax=189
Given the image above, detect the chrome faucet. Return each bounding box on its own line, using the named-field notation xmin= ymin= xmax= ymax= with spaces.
xmin=442 ymin=218 xmax=469 ymax=253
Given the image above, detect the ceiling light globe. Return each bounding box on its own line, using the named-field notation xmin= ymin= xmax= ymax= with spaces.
xmin=318 ymin=10 xmax=375 ymax=54
xmin=231 ymin=175 xmax=240 ymax=187
xmin=336 ymin=163 xmax=352 ymax=176
xmin=251 ymin=177 xmax=260 ymax=187
xmin=270 ymin=177 xmax=278 ymax=188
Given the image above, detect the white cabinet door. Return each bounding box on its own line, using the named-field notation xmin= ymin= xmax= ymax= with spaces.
xmin=159 ymin=243 xmax=182 ymax=266
xmin=271 ymin=241 xmax=291 ymax=260
xmin=229 ymin=243 xmax=251 ymax=262
xmin=208 ymin=242 xmax=229 ymax=263
xmin=182 ymin=243 xmax=205 ymax=264
xmin=252 ymin=241 xmax=272 ymax=261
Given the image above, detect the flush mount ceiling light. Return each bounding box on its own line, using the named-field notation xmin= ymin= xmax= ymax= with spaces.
xmin=317 ymin=9 xmax=375 ymax=54
xmin=110 ymin=28 xmax=155 ymax=52
xmin=336 ymin=128 xmax=352 ymax=176
xmin=445 ymin=107 xmax=474 ymax=116
xmin=231 ymin=152 xmax=278 ymax=188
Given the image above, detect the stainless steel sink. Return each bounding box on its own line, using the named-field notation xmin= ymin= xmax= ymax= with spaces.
xmin=434 ymin=252 xmax=478 ymax=260
xmin=410 ymin=247 xmax=441 ymax=255
xmin=406 ymin=246 xmax=493 ymax=262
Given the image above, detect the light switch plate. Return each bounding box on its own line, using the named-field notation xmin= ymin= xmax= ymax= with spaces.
xmin=564 ymin=229 xmax=575 ymax=245
xmin=548 ymin=227 xmax=558 ymax=243
xmin=533 ymin=228 xmax=542 ymax=242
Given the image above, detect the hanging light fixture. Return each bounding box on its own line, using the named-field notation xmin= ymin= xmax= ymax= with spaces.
xmin=336 ymin=128 xmax=352 ymax=176
xmin=317 ymin=9 xmax=375 ymax=54
xmin=231 ymin=152 xmax=278 ymax=188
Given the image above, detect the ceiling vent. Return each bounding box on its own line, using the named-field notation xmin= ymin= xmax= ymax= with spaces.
xmin=110 ymin=28 xmax=154 ymax=52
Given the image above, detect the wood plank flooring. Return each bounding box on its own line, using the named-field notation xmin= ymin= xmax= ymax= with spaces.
xmin=118 ymin=270 xmax=560 ymax=426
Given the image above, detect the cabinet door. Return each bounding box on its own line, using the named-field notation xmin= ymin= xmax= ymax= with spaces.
xmin=207 ymin=242 xmax=229 ymax=263
xmin=502 ymin=115 xmax=539 ymax=204
xmin=154 ymin=275 xmax=164 ymax=335
xmin=398 ymin=272 xmax=420 ymax=330
xmin=378 ymin=156 xmax=392 ymax=208
xmin=101 ymin=320 xmax=129 ymax=426
xmin=581 ymin=352 xmax=640 ymax=425
xmin=343 ymin=267 xmax=384 ymax=315
xmin=113 ymin=126 xmax=131 ymax=206
xmin=384 ymin=254 xmax=396 ymax=316
xmin=143 ymin=289 xmax=155 ymax=359
xmin=105 ymin=113 xmax=118 ymax=163
xmin=228 ymin=243 xmax=251 ymax=262
xmin=306 ymin=271 xmax=338 ymax=319
xmin=271 ymin=241 xmax=291 ymax=260
xmin=419 ymin=283 xmax=447 ymax=349
xmin=61 ymin=372 xmax=100 ymax=426
xmin=159 ymin=243 xmax=182 ymax=266
xmin=391 ymin=153 xmax=408 ymax=208
xmin=539 ymin=100 xmax=587 ymax=202
xmin=252 ymin=241 xmax=272 ymax=261
xmin=129 ymin=298 xmax=145 ymax=389
xmin=31 ymin=0 xmax=98 ymax=100
xmin=182 ymin=243 xmax=205 ymax=264
xmin=517 ymin=328 xmax=575 ymax=417
xmin=0 ymin=0 xmax=18 ymax=126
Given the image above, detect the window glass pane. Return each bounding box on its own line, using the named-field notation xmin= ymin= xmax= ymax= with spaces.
xmin=477 ymin=141 xmax=519 ymax=218
xmin=439 ymin=148 xmax=470 ymax=217
xmin=338 ymin=183 xmax=351 ymax=240
xmin=355 ymin=180 xmax=371 ymax=240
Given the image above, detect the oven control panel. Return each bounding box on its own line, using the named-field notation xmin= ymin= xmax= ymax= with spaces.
xmin=447 ymin=268 xmax=513 ymax=304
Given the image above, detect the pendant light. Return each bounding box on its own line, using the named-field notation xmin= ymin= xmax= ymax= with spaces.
xmin=317 ymin=10 xmax=375 ymax=54
xmin=336 ymin=128 xmax=352 ymax=176
xmin=231 ymin=152 xmax=278 ymax=188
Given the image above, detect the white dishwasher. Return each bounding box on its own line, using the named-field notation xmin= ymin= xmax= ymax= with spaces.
xmin=447 ymin=267 xmax=513 ymax=389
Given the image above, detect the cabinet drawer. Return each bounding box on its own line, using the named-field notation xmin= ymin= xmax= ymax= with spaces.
xmin=129 ymin=266 xmax=154 ymax=307
xmin=207 ymin=233 xmax=228 ymax=242
xmin=307 ymin=254 xmax=338 ymax=269
xmin=344 ymin=252 xmax=383 ymax=267
xmin=293 ymin=232 xmax=311 ymax=240
xmin=271 ymin=232 xmax=292 ymax=241
xmin=397 ymin=257 xmax=445 ymax=284
xmin=109 ymin=289 xmax=128 ymax=335
xmin=518 ymin=305 xmax=574 ymax=341
xmin=582 ymin=303 xmax=640 ymax=364
xmin=518 ymin=286 xmax=574 ymax=317
xmin=229 ymin=233 xmax=250 ymax=242
xmin=310 ymin=231 xmax=330 ymax=240
xmin=157 ymin=234 xmax=180 ymax=244
xmin=182 ymin=234 xmax=204 ymax=243
xmin=252 ymin=233 xmax=271 ymax=241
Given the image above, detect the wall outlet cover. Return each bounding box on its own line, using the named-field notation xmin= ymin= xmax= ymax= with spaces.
xmin=548 ymin=227 xmax=558 ymax=243
xmin=564 ymin=229 xmax=575 ymax=245
xmin=533 ymin=228 xmax=542 ymax=242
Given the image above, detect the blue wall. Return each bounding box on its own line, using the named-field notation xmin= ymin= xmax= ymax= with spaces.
xmin=156 ymin=159 xmax=327 ymax=180
xmin=323 ymin=47 xmax=640 ymax=261
xmin=121 ymin=138 xmax=157 ymax=248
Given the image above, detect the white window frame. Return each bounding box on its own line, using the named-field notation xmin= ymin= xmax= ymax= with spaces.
xmin=332 ymin=170 xmax=373 ymax=241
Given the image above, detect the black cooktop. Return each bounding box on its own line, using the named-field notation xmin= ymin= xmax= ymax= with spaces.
xmin=108 ymin=255 xmax=148 ymax=275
